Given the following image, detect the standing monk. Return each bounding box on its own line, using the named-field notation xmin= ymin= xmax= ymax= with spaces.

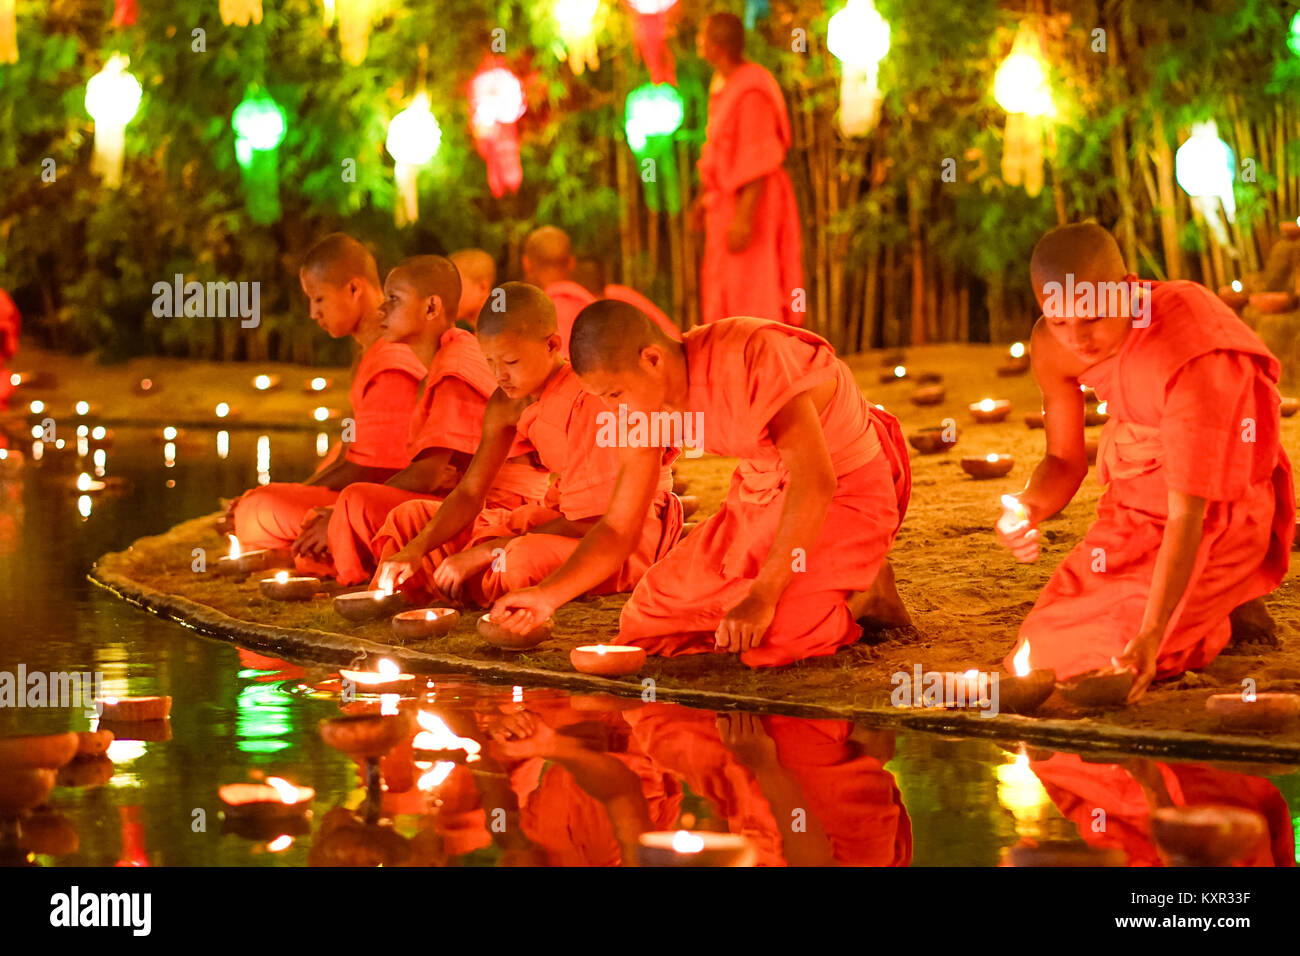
xmin=372 ymin=283 xmax=682 ymax=608
xmin=488 ymin=302 xmax=913 ymax=668
xmin=229 ymin=234 xmax=425 ymax=548
xmin=693 ymin=12 xmax=803 ymax=327
xmin=449 ymin=248 xmax=496 ymax=331
xmin=999 ymin=224 xmax=1295 ymax=700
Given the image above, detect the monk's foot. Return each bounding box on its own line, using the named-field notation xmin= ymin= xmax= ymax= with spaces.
xmin=1224 ymin=597 xmax=1281 ymax=653
xmin=847 ymin=561 xmax=914 ymax=635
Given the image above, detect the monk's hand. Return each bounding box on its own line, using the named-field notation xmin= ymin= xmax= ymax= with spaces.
xmin=375 ymin=546 xmax=421 ymax=590
xmin=291 ymin=507 xmax=332 ymax=558
xmin=489 ymin=587 xmax=557 ymax=636
xmin=716 ymin=592 xmax=776 ymax=654
xmin=432 ymin=546 xmax=495 ymax=602
xmin=488 ymin=711 xmax=560 ymax=760
xmin=725 ymin=213 xmax=753 ymax=254
xmin=995 ymin=501 xmax=1039 ymax=563
xmin=716 ymin=712 xmax=778 ymax=768
xmin=1116 ymin=630 xmax=1161 ymax=703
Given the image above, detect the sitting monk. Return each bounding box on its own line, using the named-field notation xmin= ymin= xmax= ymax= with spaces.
xmin=449 ymin=248 xmax=496 ymax=331
xmin=999 ymin=223 xmax=1295 ymax=700
xmin=298 ymin=258 xmax=548 ymax=584
xmin=372 ymin=282 xmax=682 ymax=608
xmin=575 ymin=257 xmax=680 ymax=340
xmin=229 ymin=233 xmax=425 ymax=548
xmin=480 ymin=302 xmax=913 ymax=667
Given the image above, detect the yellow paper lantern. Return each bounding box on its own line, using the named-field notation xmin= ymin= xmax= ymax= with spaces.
xmin=220 ymin=0 xmax=263 ymax=26
xmin=994 ymin=25 xmax=1053 ymax=196
xmin=555 ymin=0 xmax=602 ymax=75
xmin=85 ymin=54 xmax=143 ymax=189
xmin=386 ymin=91 xmax=442 ymax=226
xmin=0 ymin=0 xmax=17 ymax=64
xmin=827 ymin=0 xmax=890 ymax=138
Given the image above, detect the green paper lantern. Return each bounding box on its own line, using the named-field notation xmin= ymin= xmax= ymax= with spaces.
xmin=231 ymin=88 xmax=287 ymax=224
xmin=625 ymin=83 xmax=684 ymax=214
xmin=1290 ymin=12 xmax=1300 ymax=58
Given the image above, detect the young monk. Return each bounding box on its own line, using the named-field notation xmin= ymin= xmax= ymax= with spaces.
xmin=372 ymin=282 xmax=682 ymax=608
xmin=692 ymin=12 xmax=803 ymax=327
xmin=228 ymin=234 xmax=425 ymax=549
xmin=297 ymin=257 xmax=548 ymax=584
xmin=521 ymin=225 xmax=596 ymax=352
xmin=480 ymin=302 xmax=912 ymax=666
xmin=999 ymin=223 xmax=1295 ymax=701
xmin=449 ymin=248 xmax=496 ymax=331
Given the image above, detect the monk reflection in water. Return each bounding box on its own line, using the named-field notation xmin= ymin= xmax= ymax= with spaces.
xmin=1000 ymin=223 xmax=1294 ymax=700
xmin=1028 ymin=751 xmax=1295 ymax=867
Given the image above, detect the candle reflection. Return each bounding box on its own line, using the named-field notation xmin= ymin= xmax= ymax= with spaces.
xmin=163 ymin=442 xmax=176 ymax=468
xmin=216 ymin=430 xmax=230 ymax=459
xmin=316 ymin=433 xmax=329 ymax=457
xmin=94 ymin=448 xmax=107 ymax=476
xmin=256 ymin=435 xmax=270 ymax=485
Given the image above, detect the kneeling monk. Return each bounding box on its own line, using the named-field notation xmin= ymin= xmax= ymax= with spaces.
xmin=999 ymin=223 xmax=1295 ymax=700
xmin=487 ymin=303 xmax=912 ymax=668
xmin=373 ymin=283 xmax=682 ymax=607
xmin=300 ymin=257 xmax=547 ymax=583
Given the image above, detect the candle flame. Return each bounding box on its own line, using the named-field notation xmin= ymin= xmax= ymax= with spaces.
xmin=266 ymin=776 xmax=302 ymax=805
xmin=215 ymin=402 xmax=230 ymax=418
xmin=275 ymin=570 xmax=289 ymax=582
xmin=76 ymin=472 xmax=92 ymax=491
xmin=377 ymin=658 xmax=400 ymax=678
xmin=76 ymin=401 xmax=90 ymax=415
xmin=380 ymin=694 xmax=400 ymax=715
xmin=1231 ymin=280 xmax=1243 ymax=293
xmin=1010 ymin=341 xmax=1026 ymax=358
xmin=8 ymin=372 xmax=19 ymax=386
xmin=30 ymin=400 xmax=44 ymax=414
xmin=414 ymin=711 xmax=482 ymax=756
xmin=893 ymin=365 xmax=906 ymax=378
xmin=1012 ymin=640 xmax=1031 ymax=677
xmin=310 ymin=377 xmax=327 ymax=391
xmin=228 ymin=534 xmax=242 ymax=559
xmin=417 ymin=761 xmax=456 ymax=791
xmin=978 ymin=398 xmax=996 ymax=411
xmin=254 ymin=374 xmax=272 ymax=390
xmin=314 ymin=406 xmax=329 ymax=422
xmin=671 ymin=830 xmax=706 ymax=854
xmin=1096 ymin=401 xmax=1108 ymax=415
xmin=1244 ymin=689 xmax=1257 ymax=703
xmin=986 ymin=453 xmax=999 ymax=463
xmin=266 ymin=835 xmax=294 ymax=852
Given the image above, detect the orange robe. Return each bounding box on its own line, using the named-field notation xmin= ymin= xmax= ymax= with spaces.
xmin=230 ymin=337 xmax=425 ymax=551
xmin=1029 ymin=752 xmax=1295 ymax=867
xmin=0 ymin=288 xmax=18 ymax=411
xmin=315 ymin=327 xmax=547 ymax=585
xmin=544 ymin=280 xmax=597 ymax=357
xmin=602 ymin=284 xmax=680 ymax=340
xmin=1006 ymin=281 xmax=1296 ymax=682
xmin=624 ymin=703 xmax=912 ymax=866
xmin=699 ymin=63 xmax=804 ymax=327
xmin=618 ymin=317 xmax=911 ymax=668
xmin=373 ymin=363 xmax=682 ymax=605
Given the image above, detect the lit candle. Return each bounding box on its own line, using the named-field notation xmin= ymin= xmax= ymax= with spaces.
xmin=333 ymin=585 xmax=408 ymax=622
xmin=75 ymin=401 xmax=92 ymax=416
xmin=307 ymin=376 xmax=330 ymax=392
xmin=313 ymin=406 xmax=331 ymax=422
xmin=1057 ymin=667 xmax=1134 ymax=709
xmin=215 ymin=402 xmax=230 ymax=419
xmin=216 ymin=534 xmax=281 ymax=576
xmin=339 ymin=658 xmax=417 ymax=696
xmin=477 ymin=612 xmax=554 ymax=649
xmin=96 ymin=695 xmax=172 ymax=722
xmin=960 ymin=453 xmax=1014 ymax=479
xmin=74 ymin=472 xmax=106 ymax=493
xmin=637 ymin=830 xmax=756 ymax=867
xmin=392 ymin=607 xmax=460 ymax=640
xmin=29 ymin=400 xmax=44 ymax=414
xmin=879 ymin=364 xmax=908 ymax=384
xmin=319 ymin=710 xmax=416 ymax=758
xmin=1024 ymin=408 xmax=1045 ymax=429
xmin=1205 ymin=691 xmax=1300 ymax=730
xmin=412 ymin=710 xmax=482 ymax=760
xmin=1085 ymin=401 xmax=1109 ymax=426
xmin=259 ymin=570 xmax=321 ymax=601
xmin=969 ymin=398 xmax=1012 ymax=423
xmin=1231 ymin=280 xmax=1242 ymax=293
xmin=998 ymin=493 xmax=1027 ymax=534
xmin=570 ymin=644 xmax=646 ymax=677
xmin=251 ymin=374 xmax=282 ymax=391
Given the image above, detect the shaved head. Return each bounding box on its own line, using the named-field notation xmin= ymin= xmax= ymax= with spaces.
xmin=1030 ymin=223 xmax=1128 ymax=294
xmin=301 ymin=233 xmax=380 ymax=288
xmin=450 ymin=248 xmax=496 ymax=288
xmin=476 ymin=281 xmax=557 ymax=340
xmin=523 ymin=226 xmax=573 ymax=273
xmin=705 ymin=12 xmax=745 ymax=60
xmin=570 ymin=299 xmax=674 ymax=376
xmin=391 ymin=254 xmax=461 ymax=315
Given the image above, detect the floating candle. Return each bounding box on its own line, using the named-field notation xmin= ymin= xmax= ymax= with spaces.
xmin=910 ymin=384 xmax=945 ymax=406
xmin=259 ymin=571 xmax=321 ymax=601
xmin=1204 ymin=691 xmax=1300 ymax=730
xmin=319 ymin=710 xmax=415 ymax=758
xmin=477 ymin=613 xmax=554 ymax=649
xmin=570 ymin=644 xmax=646 ymax=677
xmin=218 ymin=776 xmax=314 ymax=822
xmin=392 ymin=607 xmax=460 ymax=640
xmin=1057 ymin=667 xmax=1133 ymax=709
xmin=970 ymin=398 xmax=1012 ymax=423
xmin=96 ymin=695 xmax=172 ymax=722
xmin=333 ymin=587 xmax=408 ymax=622
xmin=907 ymin=425 xmax=958 ymax=455
xmin=637 ymin=830 xmax=756 ymax=867
xmin=960 ymin=454 xmax=1014 ymax=479
xmin=339 ymin=658 xmax=417 ymax=696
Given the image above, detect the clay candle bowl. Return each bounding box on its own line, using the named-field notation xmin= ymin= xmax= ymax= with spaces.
xmin=1085 ymin=403 xmax=1110 ymax=427
xmin=1217 ymin=285 xmax=1249 ymax=311
xmin=57 ymin=756 xmax=115 ymax=788
xmin=961 ymin=454 xmax=1014 ymax=480
xmin=0 ymin=732 xmax=79 ymax=770
xmin=1024 ymin=409 xmax=1045 ymax=429
xmin=997 ymin=342 xmax=1031 ymax=376
xmin=1150 ymin=805 xmax=1267 ymax=867
xmin=571 ymin=644 xmax=647 ymax=677
xmin=998 ymin=668 xmax=1057 ymax=716
xmin=637 ymin=830 xmax=756 ymax=867
xmin=478 ymin=613 xmax=554 ymax=649
xmin=908 ymin=426 xmax=958 ymax=455
xmin=969 ymin=398 xmax=1012 ymax=423
xmin=96 ymin=695 xmax=172 ymax=722
xmin=1281 ymin=397 xmax=1298 ymax=418
xmin=320 ymin=710 xmax=415 ymax=759
xmin=259 ymin=570 xmax=321 ymax=601
xmin=339 ymin=659 xmax=417 ymax=696
xmin=1204 ymin=692 xmax=1300 ymax=731
xmin=392 ymin=607 xmax=460 ymax=640
xmin=99 ymin=718 xmax=172 ymax=742
xmin=75 ymin=730 xmax=114 ymax=757
xmin=878 ymin=365 xmax=908 ymax=384
xmin=1249 ymin=291 xmax=1294 ymax=314
xmin=217 ymin=535 xmax=283 ymax=576
xmin=219 ymin=777 xmax=314 ymax=826
xmin=910 ymin=385 xmax=945 ymax=406
xmin=1284 ymin=220 xmax=1300 ymax=240
xmin=333 ymin=588 xmax=408 ymax=622
xmin=1058 ymin=667 xmax=1133 ymax=709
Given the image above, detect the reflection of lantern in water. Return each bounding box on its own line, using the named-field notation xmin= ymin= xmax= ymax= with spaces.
xmin=468 ymin=61 xmax=527 ymax=198
xmin=235 ymin=673 xmax=295 ymax=755
xmin=554 ymin=0 xmax=602 ymax=75
xmin=827 ymin=0 xmax=890 ymax=138
xmin=114 ymin=805 xmax=151 ymax=867
xmin=386 ymin=92 xmax=442 ymax=227
xmin=231 ymin=87 xmax=288 ymax=224
xmin=626 ymin=0 xmax=678 ymax=86
xmin=85 ymin=55 xmax=143 ymax=189
xmin=625 ymin=83 xmax=685 ymax=213
xmin=994 ymin=25 xmax=1053 ymax=197
xmin=1176 ymin=121 xmax=1236 ymax=246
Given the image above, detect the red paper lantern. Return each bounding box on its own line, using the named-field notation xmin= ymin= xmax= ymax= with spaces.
xmin=112 ymin=0 xmax=138 ymax=27
xmin=468 ymin=59 xmax=526 ymax=198
xmin=626 ymin=0 xmax=678 ymax=85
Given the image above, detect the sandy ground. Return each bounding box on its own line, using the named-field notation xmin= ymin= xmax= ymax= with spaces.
xmin=80 ymin=341 xmax=1300 ymax=750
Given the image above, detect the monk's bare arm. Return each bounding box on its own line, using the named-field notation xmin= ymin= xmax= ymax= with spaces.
xmin=383 ymin=447 xmax=454 ymax=492
xmin=303 ymin=456 xmax=392 ymax=490
xmin=728 ymin=178 xmax=765 ymax=251
xmin=1020 ymin=318 xmax=1090 ymax=523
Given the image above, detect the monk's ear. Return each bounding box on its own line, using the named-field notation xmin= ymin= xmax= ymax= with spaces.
xmin=426 ymin=294 xmax=443 ymax=322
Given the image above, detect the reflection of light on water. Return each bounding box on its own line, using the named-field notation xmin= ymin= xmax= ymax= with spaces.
xmin=512 ymin=685 xmax=523 ymax=703
xmin=93 ymin=448 xmax=107 ymax=476
xmin=996 ymin=752 xmax=1050 ymax=836
xmin=316 ymin=433 xmax=329 ymax=457
xmin=32 ymin=440 xmax=43 ymax=461
xmin=106 ymin=739 xmax=148 ymax=789
xmin=216 ymin=430 xmax=229 ymax=460
xmin=256 ymin=435 xmax=271 ymax=486
xmin=416 ymin=761 xmax=456 ymax=791
xmin=267 ymin=834 xmax=294 ymax=852
xmin=77 ymin=435 xmax=89 ymax=457
xmin=163 ymin=442 xmax=176 ymax=468
xmin=77 ymin=495 xmax=92 ymax=519
xmin=235 ymin=672 xmax=295 ymax=755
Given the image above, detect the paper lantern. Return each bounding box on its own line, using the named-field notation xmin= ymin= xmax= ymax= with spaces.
xmin=625 ymin=83 xmax=684 ymax=213
xmin=386 ymin=92 xmax=442 ymax=226
xmin=1290 ymin=11 xmax=1300 ymax=58
xmin=322 ymin=0 xmax=377 ymax=65
xmin=626 ymin=0 xmax=677 ymax=86
xmin=220 ymin=0 xmax=263 ymax=26
xmin=85 ymin=54 xmax=143 ymax=189
xmin=827 ymin=0 xmax=890 ymax=138
xmin=0 ymin=0 xmax=14 ymax=64
xmin=232 ymin=88 xmax=287 ymax=224
xmin=1176 ymin=120 xmax=1236 ymax=245
xmin=994 ymin=25 xmax=1053 ymax=197
xmin=468 ymin=61 xmax=526 ymax=198
xmin=744 ymin=0 xmax=769 ymax=30
xmin=555 ymin=0 xmax=602 ymax=75
xmin=112 ymin=0 xmax=138 ymax=27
